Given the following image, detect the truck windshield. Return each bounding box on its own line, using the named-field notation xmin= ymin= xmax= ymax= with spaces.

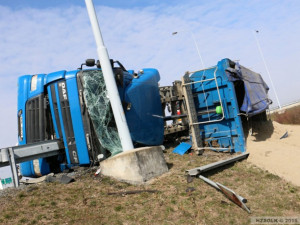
xmin=81 ymin=70 xmax=122 ymax=156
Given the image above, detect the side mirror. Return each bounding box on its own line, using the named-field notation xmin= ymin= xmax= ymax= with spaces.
xmin=86 ymin=59 xmax=95 ymax=67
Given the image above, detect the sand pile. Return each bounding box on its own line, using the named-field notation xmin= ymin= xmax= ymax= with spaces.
xmin=246 ymin=121 xmax=300 ymax=186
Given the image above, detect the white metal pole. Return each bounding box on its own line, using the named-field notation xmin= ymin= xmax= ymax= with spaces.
xmin=85 ymin=0 xmax=134 ymax=151
xmin=172 ymin=30 xmax=205 ymax=69
xmin=190 ymin=32 xmax=205 ymax=69
xmin=253 ymin=31 xmax=282 ymax=109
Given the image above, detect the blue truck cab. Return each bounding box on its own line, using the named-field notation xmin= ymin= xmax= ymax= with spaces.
xmin=17 ymin=59 xmax=164 ymax=177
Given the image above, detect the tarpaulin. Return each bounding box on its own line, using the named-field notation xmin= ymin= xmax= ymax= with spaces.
xmin=226 ymin=62 xmax=271 ymax=117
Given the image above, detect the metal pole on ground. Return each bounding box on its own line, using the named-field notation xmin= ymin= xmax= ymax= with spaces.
xmin=85 ymin=0 xmax=134 ymax=151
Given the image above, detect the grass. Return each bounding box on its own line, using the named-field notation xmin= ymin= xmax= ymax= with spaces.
xmin=271 ymin=105 xmax=300 ymax=124
xmin=0 ymin=148 xmax=300 ymax=225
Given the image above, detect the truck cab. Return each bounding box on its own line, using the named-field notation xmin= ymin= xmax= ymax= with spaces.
xmin=18 ymin=59 xmax=164 ymax=177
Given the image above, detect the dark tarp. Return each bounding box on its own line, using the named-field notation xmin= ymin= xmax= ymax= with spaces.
xmin=226 ymin=62 xmax=271 ymax=117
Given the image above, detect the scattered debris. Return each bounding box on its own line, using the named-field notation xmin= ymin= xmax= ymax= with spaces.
xmin=45 ymin=174 xmax=75 ymax=184
xmin=20 ymin=173 xmax=54 ymax=184
xmin=280 ymin=131 xmax=288 ymax=139
xmin=94 ymin=167 xmax=101 ymax=176
xmin=26 ymin=186 xmax=39 ymax=192
xmin=63 ymin=168 xmax=74 ymax=173
xmin=199 ymin=175 xmax=251 ymax=213
xmin=185 ymin=187 xmax=196 ymax=193
xmin=186 ymin=153 xmax=249 ymax=176
xmin=172 ymin=142 xmax=192 ymax=155
xmin=185 ymin=153 xmax=251 ymax=213
xmin=60 ymin=175 xmax=75 ymax=184
xmin=186 ymin=174 xmax=194 ymax=183
xmin=107 ymin=189 xmax=158 ymax=196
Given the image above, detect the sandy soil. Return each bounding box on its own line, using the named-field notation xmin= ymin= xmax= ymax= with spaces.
xmin=247 ymin=121 xmax=300 ymax=186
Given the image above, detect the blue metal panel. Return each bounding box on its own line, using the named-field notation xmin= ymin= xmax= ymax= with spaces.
xmin=18 ymin=75 xmax=51 ymax=176
xmin=125 ymin=68 xmax=164 ymax=145
xmin=45 ymin=70 xmax=66 ymax=84
xmin=53 ymin=82 xmax=72 ymax=165
xmin=18 ymin=75 xmax=33 ymax=176
xmin=17 ymin=75 xmax=30 ymax=145
xmin=47 ymin=85 xmax=60 ymax=139
xmin=20 ymin=162 xmax=33 ymax=177
xmin=65 ymin=72 xmax=90 ymax=164
xmin=190 ymin=59 xmax=246 ymax=153
xmin=65 ymin=70 xmax=78 ymax=80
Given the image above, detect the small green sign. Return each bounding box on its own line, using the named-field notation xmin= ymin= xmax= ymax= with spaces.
xmin=5 ymin=177 xmax=12 ymax=184
xmin=1 ymin=177 xmax=13 ymax=185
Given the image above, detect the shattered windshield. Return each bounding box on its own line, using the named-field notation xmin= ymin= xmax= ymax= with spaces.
xmin=81 ymin=70 xmax=122 ymax=156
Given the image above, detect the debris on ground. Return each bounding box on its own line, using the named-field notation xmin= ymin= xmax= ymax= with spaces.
xmin=45 ymin=174 xmax=75 ymax=184
xmin=280 ymin=131 xmax=288 ymax=139
xmin=186 ymin=153 xmax=251 ymax=213
xmin=199 ymin=175 xmax=251 ymax=213
xmin=107 ymin=190 xmax=158 ymax=196
xmin=172 ymin=142 xmax=192 ymax=155
xmin=186 ymin=153 xmax=249 ymax=176
xmin=20 ymin=173 xmax=54 ymax=184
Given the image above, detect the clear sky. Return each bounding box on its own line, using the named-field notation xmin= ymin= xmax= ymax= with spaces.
xmin=0 ymin=0 xmax=300 ymax=150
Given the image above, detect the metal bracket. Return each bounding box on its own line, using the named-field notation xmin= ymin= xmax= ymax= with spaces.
xmin=199 ymin=175 xmax=251 ymax=213
xmin=186 ymin=153 xmax=249 ymax=176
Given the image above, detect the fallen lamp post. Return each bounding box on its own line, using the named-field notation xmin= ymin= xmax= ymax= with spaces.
xmin=199 ymin=175 xmax=251 ymax=213
xmin=186 ymin=153 xmax=249 ymax=176
xmin=186 ymin=153 xmax=251 ymax=213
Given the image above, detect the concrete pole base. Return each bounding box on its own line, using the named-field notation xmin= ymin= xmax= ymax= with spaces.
xmin=100 ymin=146 xmax=168 ymax=184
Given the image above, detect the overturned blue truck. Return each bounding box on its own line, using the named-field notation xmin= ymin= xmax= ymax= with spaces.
xmin=17 ymin=58 xmax=271 ymax=177
xmin=18 ymin=60 xmax=164 ymax=176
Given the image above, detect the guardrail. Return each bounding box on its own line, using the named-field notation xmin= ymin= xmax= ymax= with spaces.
xmin=0 ymin=140 xmax=64 ymax=188
xmin=269 ymin=100 xmax=300 ymax=112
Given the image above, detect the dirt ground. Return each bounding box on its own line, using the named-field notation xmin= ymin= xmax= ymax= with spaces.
xmin=247 ymin=121 xmax=300 ymax=186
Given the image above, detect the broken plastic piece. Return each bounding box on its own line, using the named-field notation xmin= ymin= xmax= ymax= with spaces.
xmin=45 ymin=175 xmax=75 ymax=184
xmin=60 ymin=175 xmax=75 ymax=184
xmin=185 ymin=187 xmax=196 ymax=193
xmin=280 ymin=131 xmax=288 ymax=139
xmin=94 ymin=167 xmax=101 ymax=176
xmin=172 ymin=142 xmax=192 ymax=155
xmin=20 ymin=173 xmax=54 ymax=184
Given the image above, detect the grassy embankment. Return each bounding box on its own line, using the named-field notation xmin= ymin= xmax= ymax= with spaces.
xmin=0 ymin=148 xmax=299 ymax=225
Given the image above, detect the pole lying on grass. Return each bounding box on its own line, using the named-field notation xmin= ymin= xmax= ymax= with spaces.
xmin=186 ymin=153 xmax=251 ymax=213
xmin=186 ymin=153 xmax=249 ymax=176
xmin=199 ymin=175 xmax=251 ymax=213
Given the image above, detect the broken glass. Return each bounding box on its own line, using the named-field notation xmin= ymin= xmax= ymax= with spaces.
xmin=81 ymin=70 xmax=122 ymax=156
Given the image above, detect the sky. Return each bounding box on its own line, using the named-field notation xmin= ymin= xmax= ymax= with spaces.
xmin=0 ymin=0 xmax=300 ymax=152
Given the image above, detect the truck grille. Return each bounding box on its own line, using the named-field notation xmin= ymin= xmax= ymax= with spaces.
xmin=25 ymin=95 xmax=45 ymax=143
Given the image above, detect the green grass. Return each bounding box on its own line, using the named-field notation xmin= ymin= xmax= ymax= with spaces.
xmin=0 ymin=149 xmax=299 ymax=225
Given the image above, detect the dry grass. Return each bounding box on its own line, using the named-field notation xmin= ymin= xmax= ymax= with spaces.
xmin=271 ymin=105 xmax=300 ymax=125
xmin=0 ymin=147 xmax=300 ymax=225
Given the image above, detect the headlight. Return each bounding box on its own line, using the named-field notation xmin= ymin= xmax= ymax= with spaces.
xmin=30 ymin=74 xmax=38 ymax=91
xmin=18 ymin=109 xmax=23 ymax=141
